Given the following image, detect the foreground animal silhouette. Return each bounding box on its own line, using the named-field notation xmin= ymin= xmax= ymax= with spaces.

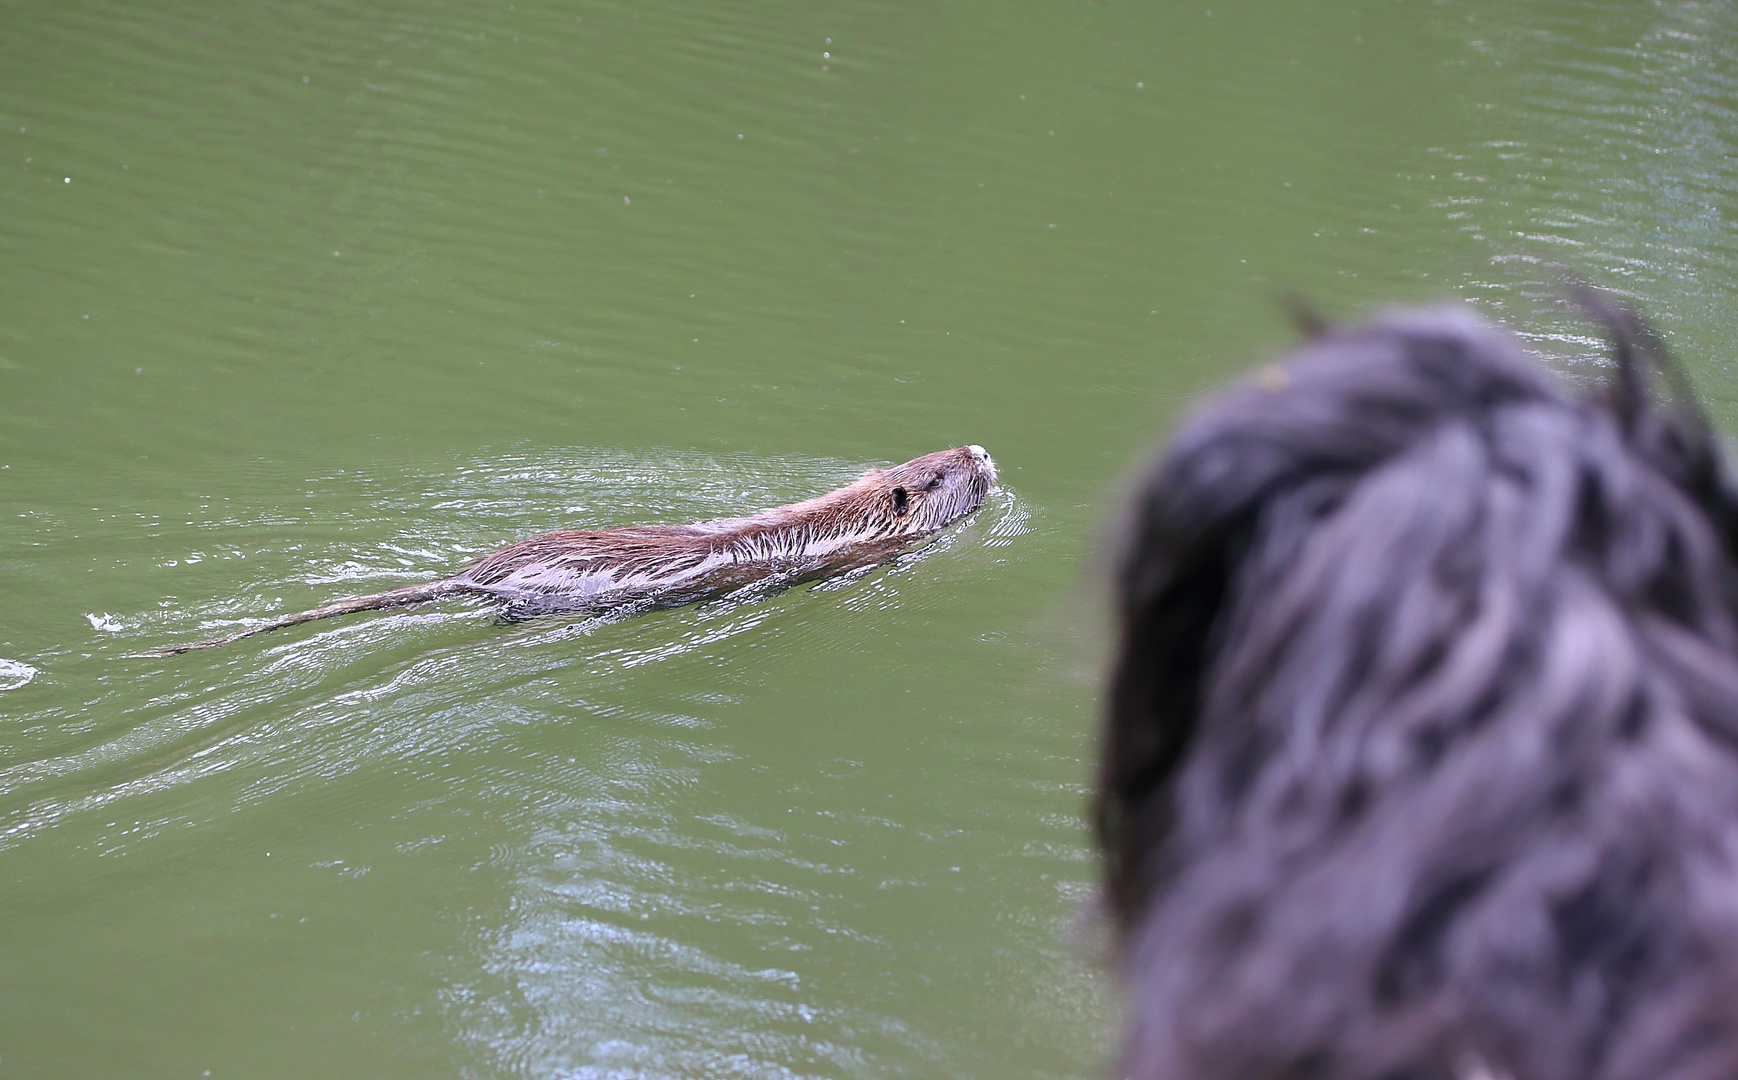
xmin=1098 ymin=297 xmax=1738 ymax=1080
xmin=160 ymin=444 xmax=997 ymax=653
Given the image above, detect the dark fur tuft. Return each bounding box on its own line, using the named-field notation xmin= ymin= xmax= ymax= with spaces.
xmin=1099 ymin=299 xmax=1738 ymax=1080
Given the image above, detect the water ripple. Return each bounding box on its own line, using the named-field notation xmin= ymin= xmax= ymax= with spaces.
xmin=0 ymin=448 xmax=1030 ymax=857
xmin=0 ymin=659 xmax=38 ymax=692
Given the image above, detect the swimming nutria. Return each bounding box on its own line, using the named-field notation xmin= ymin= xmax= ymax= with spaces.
xmin=159 ymin=445 xmax=997 ymax=653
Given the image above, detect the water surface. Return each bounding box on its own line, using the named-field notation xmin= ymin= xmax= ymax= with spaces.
xmin=3 ymin=0 xmax=1737 ymax=1076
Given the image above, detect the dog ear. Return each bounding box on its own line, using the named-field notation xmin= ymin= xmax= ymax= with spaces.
xmin=1570 ymin=282 xmax=1738 ymax=563
xmin=1568 ymin=280 xmax=1667 ymax=435
xmin=1097 ymin=489 xmax=1251 ymax=926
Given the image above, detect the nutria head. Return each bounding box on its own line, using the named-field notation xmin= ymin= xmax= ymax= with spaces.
xmin=871 ymin=444 xmax=998 ymax=537
xmin=703 ymin=445 xmax=998 ymax=555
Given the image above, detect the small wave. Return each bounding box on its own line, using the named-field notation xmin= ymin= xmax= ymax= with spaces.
xmin=0 ymin=658 xmax=39 ymax=691
xmin=982 ymin=488 xmax=1033 ymax=547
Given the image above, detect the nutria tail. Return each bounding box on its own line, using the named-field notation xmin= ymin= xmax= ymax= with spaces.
xmin=155 ymin=578 xmax=472 ymax=655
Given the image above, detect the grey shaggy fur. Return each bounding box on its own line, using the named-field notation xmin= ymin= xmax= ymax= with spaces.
xmin=1098 ymin=298 xmax=1738 ymax=1080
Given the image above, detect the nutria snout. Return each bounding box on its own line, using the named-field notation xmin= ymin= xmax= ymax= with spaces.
xmin=158 ymin=445 xmax=998 ymax=653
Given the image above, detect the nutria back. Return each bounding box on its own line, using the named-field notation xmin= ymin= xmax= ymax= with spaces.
xmin=460 ymin=444 xmax=997 ymax=612
xmin=159 ymin=445 xmax=998 ymax=652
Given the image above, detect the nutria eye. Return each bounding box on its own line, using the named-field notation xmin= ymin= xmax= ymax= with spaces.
xmin=890 ymin=486 xmax=909 ymax=515
xmin=923 ymin=474 xmax=943 ymax=491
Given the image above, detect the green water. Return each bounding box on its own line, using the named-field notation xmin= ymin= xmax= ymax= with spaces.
xmin=3 ymin=1 xmax=1736 ymax=1076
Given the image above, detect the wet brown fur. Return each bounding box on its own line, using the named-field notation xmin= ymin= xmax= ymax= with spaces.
xmin=159 ymin=445 xmax=996 ymax=653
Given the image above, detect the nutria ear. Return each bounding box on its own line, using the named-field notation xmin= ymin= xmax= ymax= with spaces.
xmin=890 ymin=486 xmax=910 ymax=515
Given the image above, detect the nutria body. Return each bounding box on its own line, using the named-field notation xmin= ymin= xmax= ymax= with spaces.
xmin=160 ymin=445 xmax=997 ymax=653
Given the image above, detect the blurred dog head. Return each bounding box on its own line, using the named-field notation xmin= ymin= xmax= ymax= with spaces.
xmin=1098 ymin=296 xmax=1738 ymax=1080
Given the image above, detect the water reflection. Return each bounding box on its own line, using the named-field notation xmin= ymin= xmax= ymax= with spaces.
xmin=1437 ymin=1 xmax=1738 ymax=367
